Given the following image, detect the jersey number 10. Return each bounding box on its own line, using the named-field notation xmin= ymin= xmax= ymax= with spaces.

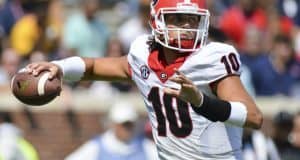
xmin=221 ymin=53 xmax=240 ymax=74
xmin=148 ymin=87 xmax=193 ymax=138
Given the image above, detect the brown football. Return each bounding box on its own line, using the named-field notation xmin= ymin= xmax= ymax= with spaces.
xmin=11 ymin=71 xmax=62 ymax=106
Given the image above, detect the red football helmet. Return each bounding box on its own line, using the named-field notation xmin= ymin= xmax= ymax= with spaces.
xmin=150 ymin=0 xmax=209 ymax=52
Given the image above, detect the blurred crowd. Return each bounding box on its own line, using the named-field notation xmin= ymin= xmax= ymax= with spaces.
xmin=0 ymin=0 xmax=300 ymax=159
xmin=242 ymin=110 xmax=300 ymax=160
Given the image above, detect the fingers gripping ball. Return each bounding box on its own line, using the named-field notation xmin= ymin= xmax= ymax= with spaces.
xmin=11 ymin=71 xmax=62 ymax=106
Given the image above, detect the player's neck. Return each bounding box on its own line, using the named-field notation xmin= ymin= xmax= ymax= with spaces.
xmin=162 ymin=48 xmax=182 ymax=65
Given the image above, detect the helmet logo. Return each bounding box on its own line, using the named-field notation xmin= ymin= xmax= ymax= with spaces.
xmin=152 ymin=0 xmax=158 ymax=6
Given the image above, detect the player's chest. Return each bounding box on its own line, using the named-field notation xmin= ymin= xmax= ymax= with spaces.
xmin=132 ymin=50 xmax=214 ymax=92
xmin=135 ymin=58 xmax=208 ymax=84
xmin=134 ymin=63 xmax=212 ymax=98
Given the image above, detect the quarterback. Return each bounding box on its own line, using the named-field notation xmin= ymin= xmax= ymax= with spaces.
xmin=25 ymin=0 xmax=263 ymax=159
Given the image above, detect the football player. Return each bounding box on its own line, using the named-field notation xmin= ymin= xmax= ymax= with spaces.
xmin=25 ymin=0 xmax=263 ymax=159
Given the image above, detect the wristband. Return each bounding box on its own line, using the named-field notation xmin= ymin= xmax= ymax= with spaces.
xmin=191 ymin=94 xmax=231 ymax=122
xmin=51 ymin=56 xmax=85 ymax=81
xmin=191 ymin=94 xmax=248 ymax=127
xmin=226 ymin=102 xmax=247 ymax=127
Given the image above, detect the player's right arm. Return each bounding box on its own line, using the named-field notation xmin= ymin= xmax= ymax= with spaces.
xmin=82 ymin=56 xmax=131 ymax=81
xmin=26 ymin=56 xmax=131 ymax=82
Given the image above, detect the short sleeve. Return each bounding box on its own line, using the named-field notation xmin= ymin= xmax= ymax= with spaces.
xmin=127 ymin=35 xmax=150 ymax=81
xmin=202 ymin=43 xmax=242 ymax=83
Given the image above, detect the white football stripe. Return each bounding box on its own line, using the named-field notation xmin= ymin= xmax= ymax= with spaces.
xmin=11 ymin=75 xmax=16 ymax=90
xmin=38 ymin=72 xmax=50 ymax=96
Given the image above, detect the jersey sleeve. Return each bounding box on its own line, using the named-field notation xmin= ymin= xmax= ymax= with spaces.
xmin=204 ymin=43 xmax=242 ymax=83
xmin=127 ymin=35 xmax=150 ymax=81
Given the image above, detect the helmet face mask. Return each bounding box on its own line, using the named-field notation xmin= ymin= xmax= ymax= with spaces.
xmin=150 ymin=0 xmax=210 ymax=52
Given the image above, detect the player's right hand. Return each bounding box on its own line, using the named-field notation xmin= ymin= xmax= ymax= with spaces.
xmin=25 ymin=62 xmax=62 ymax=80
xmin=163 ymin=69 xmax=203 ymax=107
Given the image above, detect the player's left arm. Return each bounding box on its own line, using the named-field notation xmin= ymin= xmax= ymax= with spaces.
xmin=164 ymin=44 xmax=263 ymax=129
xmin=164 ymin=70 xmax=263 ymax=129
xmin=213 ymin=75 xmax=263 ymax=129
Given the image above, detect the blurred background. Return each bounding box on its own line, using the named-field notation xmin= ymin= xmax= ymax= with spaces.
xmin=0 ymin=0 xmax=300 ymax=159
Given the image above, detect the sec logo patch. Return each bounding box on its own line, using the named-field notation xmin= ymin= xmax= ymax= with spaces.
xmin=140 ymin=65 xmax=150 ymax=79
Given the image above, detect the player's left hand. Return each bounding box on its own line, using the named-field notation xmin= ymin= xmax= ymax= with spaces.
xmin=163 ymin=69 xmax=203 ymax=106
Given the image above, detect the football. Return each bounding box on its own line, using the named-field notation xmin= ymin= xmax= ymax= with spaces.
xmin=11 ymin=71 xmax=62 ymax=106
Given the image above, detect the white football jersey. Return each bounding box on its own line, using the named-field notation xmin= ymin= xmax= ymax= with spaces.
xmin=127 ymin=35 xmax=243 ymax=160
